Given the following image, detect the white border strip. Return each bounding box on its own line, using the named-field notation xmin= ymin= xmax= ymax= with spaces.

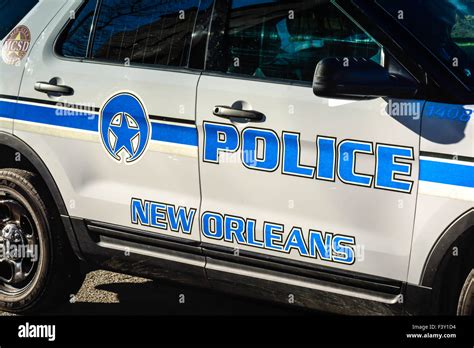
xmin=420 ymin=155 xmax=474 ymax=167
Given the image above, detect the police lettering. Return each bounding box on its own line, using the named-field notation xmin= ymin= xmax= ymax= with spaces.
xmin=203 ymin=122 xmax=414 ymax=193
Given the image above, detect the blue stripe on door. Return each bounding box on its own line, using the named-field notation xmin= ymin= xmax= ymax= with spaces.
xmin=151 ymin=122 xmax=198 ymax=146
xmin=420 ymin=159 xmax=474 ymax=188
xmin=0 ymin=99 xmax=198 ymax=147
xmin=15 ymin=101 xmax=99 ymax=132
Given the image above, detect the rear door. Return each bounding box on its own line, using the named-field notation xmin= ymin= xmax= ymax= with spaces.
xmin=197 ymin=0 xmax=421 ymax=282
xmin=16 ymin=0 xmax=206 ymax=249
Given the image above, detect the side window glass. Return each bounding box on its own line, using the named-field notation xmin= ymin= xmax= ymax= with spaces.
xmin=377 ymin=0 xmax=474 ymax=88
xmin=213 ymin=0 xmax=382 ymax=83
xmin=0 ymin=0 xmax=38 ymax=40
xmin=91 ymin=0 xmax=200 ymax=67
xmin=56 ymin=0 xmax=98 ymax=59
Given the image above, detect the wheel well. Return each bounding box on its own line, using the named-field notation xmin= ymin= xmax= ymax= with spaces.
xmin=0 ymin=139 xmax=84 ymax=261
xmin=0 ymin=144 xmax=37 ymax=174
xmin=432 ymin=227 xmax=474 ymax=314
xmin=0 ymin=143 xmax=62 ymax=219
xmin=0 ymin=143 xmax=51 ymax=196
xmin=0 ymin=133 xmax=68 ymax=215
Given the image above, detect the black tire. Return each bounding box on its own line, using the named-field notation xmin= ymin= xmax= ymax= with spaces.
xmin=457 ymin=269 xmax=474 ymax=315
xmin=0 ymin=168 xmax=84 ymax=313
xmin=434 ymin=228 xmax=474 ymax=315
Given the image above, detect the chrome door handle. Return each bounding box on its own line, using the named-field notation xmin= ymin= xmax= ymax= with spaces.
xmin=213 ymin=105 xmax=265 ymax=122
xmin=34 ymin=81 xmax=74 ymax=96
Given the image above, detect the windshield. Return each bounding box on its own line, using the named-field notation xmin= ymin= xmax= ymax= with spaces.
xmin=376 ymin=0 xmax=474 ymax=88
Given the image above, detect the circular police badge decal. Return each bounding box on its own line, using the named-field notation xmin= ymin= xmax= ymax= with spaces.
xmin=2 ymin=25 xmax=31 ymax=65
xmin=100 ymin=92 xmax=151 ymax=164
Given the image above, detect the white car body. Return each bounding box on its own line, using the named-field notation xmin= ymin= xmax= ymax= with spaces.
xmin=0 ymin=0 xmax=473 ymax=315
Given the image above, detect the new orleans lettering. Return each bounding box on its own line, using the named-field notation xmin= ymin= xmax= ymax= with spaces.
xmin=131 ymin=198 xmax=357 ymax=265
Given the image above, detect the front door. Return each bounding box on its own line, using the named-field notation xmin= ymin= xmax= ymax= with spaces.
xmin=197 ymin=0 xmax=421 ymax=281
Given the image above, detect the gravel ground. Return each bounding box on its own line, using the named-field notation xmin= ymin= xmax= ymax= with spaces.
xmin=0 ymin=270 xmax=306 ymax=316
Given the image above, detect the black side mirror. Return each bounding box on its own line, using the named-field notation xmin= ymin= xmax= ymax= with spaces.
xmin=313 ymin=57 xmax=419 ymax=100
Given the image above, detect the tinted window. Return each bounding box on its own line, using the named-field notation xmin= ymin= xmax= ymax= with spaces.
xmin=56 ymin=0 xmax=98 ymax=58
xmin=91 ymin=0 xmax=200 ymax=67
xmin=0 ymin=0 xmax=38 ymax=39
xmin=377 ymin=0 xmax=474 ymax=88
xmin=210 ymin=0 xmax=381 ymax=83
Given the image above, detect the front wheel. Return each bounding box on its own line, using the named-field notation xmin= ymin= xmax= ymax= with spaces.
xmin=0 ymin=169 xmax=84 ymax=313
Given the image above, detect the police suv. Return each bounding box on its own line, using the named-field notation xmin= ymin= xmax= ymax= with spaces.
xmin=0 ymin=0 xmax=473 ymax=315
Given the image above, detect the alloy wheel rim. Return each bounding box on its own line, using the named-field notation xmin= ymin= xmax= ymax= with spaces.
xmin=0 ymin=197 xmax=39 ymax=295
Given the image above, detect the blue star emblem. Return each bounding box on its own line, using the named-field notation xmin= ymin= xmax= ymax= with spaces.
xmin=100 ymin=93 xmax=150 ymax=164
xmin=108 ymin=112 xmax=141 ymax=160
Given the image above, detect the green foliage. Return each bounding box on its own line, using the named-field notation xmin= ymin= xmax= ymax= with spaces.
xmin=452 ymin=15 xmax=474 ymax=39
